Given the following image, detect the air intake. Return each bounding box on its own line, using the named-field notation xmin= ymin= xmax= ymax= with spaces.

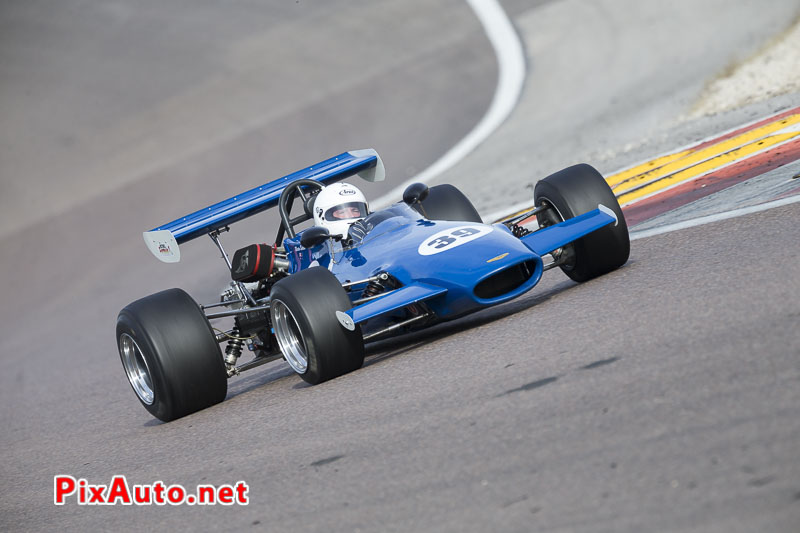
xmin=474 ymin=260 xmax=537 ymax=300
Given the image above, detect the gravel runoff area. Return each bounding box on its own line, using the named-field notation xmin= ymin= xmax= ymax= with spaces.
xmin=687 ymin=15 xmax=800 ymax=119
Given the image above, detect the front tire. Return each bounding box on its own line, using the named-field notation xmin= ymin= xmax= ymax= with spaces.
xmin=534 ymin=164 xmax=629 ymax=282
xmin=270 ymin=267 xmax=364 ymax=385
xmin=416 ymin=184 xmax=482 ymax=223
xmin=116 ymin=288 xmax=227 ymax=422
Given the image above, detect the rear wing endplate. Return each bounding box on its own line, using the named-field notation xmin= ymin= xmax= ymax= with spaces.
xmin=143 ymin=149 xmax=384 ymax=262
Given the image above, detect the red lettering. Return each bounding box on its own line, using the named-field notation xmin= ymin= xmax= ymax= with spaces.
xmin=197 ymin=485 xmax=215 ymax=504
xmin=54 ymin=476 xmax=251 ymax=506
xmin=218 ymin=486 xmax=234 ymax=504
xmin=88 ymin=485 xmax=106 ymax=504
xmin=153 ymin=481 xmax=166 ymax=504
xmin=54 ymin=476 xmax=76 ymax=505
xmin=166 ymin=485 xmax=185 ymax=505
xmin=235 ymin=482 xmax=249 ymax=504
xmin=107 ymin=476 xmax=131 ymax=504
xmin=134 ymin=485 xmax=151 ymax=504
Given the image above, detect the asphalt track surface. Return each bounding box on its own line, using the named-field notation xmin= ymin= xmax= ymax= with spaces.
xmin=2 ymin=1 xmax=800 ymax=532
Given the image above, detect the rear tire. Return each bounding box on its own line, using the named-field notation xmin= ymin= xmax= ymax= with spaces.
xmin=534 ymin=164 xmax=629 ymax=282
xmin=116 ymin=288 xmax=227 ymax=422
xmin=270 ymin=267 xmax=364 ymax=385
xmin=416 ymin=184 xmax=482 ymax=223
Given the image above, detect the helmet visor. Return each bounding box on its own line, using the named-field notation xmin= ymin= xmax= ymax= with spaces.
xmin=324 ymin=202 xmax=368 ymax=221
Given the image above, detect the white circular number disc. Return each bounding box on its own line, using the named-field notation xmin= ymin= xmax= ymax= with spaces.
xmin=417 ymin=225 xmax=492 ymax=256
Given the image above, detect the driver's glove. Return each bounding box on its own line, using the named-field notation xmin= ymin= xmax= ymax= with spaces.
xmin=348 ymin=219 xmax=372 ymax=243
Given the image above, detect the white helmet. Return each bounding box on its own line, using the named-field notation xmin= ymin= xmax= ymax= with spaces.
xmin=312 ymin=182 xmax=369 ymax=237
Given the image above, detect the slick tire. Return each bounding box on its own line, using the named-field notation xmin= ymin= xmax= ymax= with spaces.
xmin=534 ymin=163 xmax=630 ymax=282
xmin=116 ymin=288 xmax=227 ymax=422
xmin=416 ymin=184 xmax=482 ymax=223
xmin=270 ymin=267 xmax=365 ymax=385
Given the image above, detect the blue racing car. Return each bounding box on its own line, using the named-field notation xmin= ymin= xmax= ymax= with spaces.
xmin=117 ymin=149 xmax=629 ymax=421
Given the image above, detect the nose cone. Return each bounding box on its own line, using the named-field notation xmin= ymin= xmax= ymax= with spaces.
xmin=407 ymin=223 xmax=544 ymax=314
xmin=332 ymin=219 xmax=545 ymax=319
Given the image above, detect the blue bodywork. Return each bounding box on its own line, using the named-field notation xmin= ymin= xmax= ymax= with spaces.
xmin=147 ymin=150 xmax=616 ymax=334
xmin=284 ymin=202 xmax=615 ymax=330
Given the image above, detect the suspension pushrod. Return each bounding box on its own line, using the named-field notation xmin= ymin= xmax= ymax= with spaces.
xmin=502 ymin=204 xmax=550 ymax=225
xmin=362 ymin=313 xmax=431 ymax=343
xmin=205 ymin=304 xmax=270 ymax=320
xmin=202 ymin=299 xmax=245 ymax=310
xmin=341 ymin=272 xmax=389 ymax=289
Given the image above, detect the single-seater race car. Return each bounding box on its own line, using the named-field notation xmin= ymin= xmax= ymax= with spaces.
xmin=117 ymin=149 xmax=629 ymax=421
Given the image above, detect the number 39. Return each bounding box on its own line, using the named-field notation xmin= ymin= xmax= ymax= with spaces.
xmin=418 ymin=226 xmax=488 ymax=256
xmin=428 ymin=228 xmax=479 ymax=249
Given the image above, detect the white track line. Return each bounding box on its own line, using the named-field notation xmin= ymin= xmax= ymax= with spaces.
xmin=629 ymin=194 xmax=800 ymax=240
xmin=371 ymin=0 xmax=526 ymax=209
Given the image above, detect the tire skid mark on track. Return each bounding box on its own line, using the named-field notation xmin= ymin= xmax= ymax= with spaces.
xmin=498 ymin=376 xmax=559 ymax=397
xmin=497 ymin=355 xmax=624 ymax=399
xmin=310 ymin=455 xmax=345 ymax=468
xmin=581 ymin=357 xmax=621 ymax=370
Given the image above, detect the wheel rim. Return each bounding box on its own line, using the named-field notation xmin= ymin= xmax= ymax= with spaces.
xmin=119 ymin=333 xmax=155 ymax=405
xmin=536 ymin=196 xmax=564 ymax=226
xmin=271 ymin=299 xmax=309 ymax=374
xmin=537 ymin=196 xmax=576 ymax=271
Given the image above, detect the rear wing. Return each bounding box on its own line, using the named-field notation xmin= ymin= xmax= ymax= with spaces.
xmin=143 ymin=149 xmax=384 ymax=262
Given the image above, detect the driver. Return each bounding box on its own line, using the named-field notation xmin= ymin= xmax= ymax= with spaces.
xmin=312 ymin=182 xmax=369 ymax=239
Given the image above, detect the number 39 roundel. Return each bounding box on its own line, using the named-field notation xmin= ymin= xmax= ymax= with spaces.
xmin=417 ymin=225 xmax=492 ymax=256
